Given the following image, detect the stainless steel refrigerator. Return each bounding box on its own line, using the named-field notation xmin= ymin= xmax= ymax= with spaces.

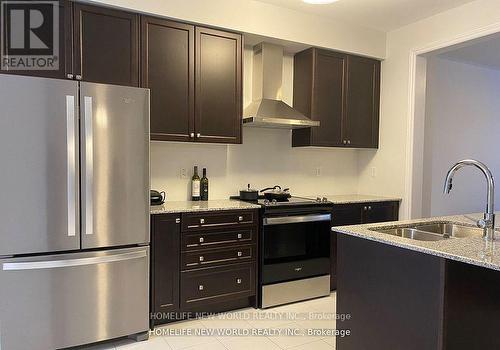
xmin=0 ymin=75 xmax=150 ymax=350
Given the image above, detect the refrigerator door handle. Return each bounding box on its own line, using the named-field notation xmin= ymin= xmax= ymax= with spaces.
xmin=2 ymin=250 xmax=147 ymax=271
xmin=66 ymin=95 xmax=77 ymax=237
xmin=84 ymin=96 xmax=94 ymax=236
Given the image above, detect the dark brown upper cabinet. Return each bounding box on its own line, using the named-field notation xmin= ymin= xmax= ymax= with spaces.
xmin=293 ymin=49 xmax=346 ymax=147
xmin=73 ymin=3 xmax=139 ymax=86
xmin=141 ymin=16 xmax=195 ymax=142
xmin=344 ymin=55 xmax=380 ymax=148
xmin=0 ymin=0 xmax=72 ymax=80
xmin=195 ymin=27 xmax=242 ymax=144
xmin=292 ymin=48 xmax=380 ymax=149
xmin=142 ymin=22 xmax=242 ymax=144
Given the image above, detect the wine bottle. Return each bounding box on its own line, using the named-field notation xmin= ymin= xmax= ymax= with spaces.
xmin=201 ymin=168 xmax=209 ymax=201
xmin=191 ymin=166 xmax=201 ymax=201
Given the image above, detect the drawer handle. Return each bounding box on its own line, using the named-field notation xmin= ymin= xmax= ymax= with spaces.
xmin=199 ymin=256 xmax=204 ymax=262
xmin=199 ymin=237 xmax=204 ymax=243
xmin=200 ymin=218 xmax=205 ymax=224
xmin=238 ymin=216 xmax=243 ymax=222
xmin=175 ymin=218 xmax=180 ymax=224
xmin=364 ymin=206 xmax=368 ymax=211
xmin=237 ymin=233 xmax=242 ymax=239
xmin=368 ymin=206 xmax=372 ymax=210
xmin=237 ymin=251 xmax=243 ymax=257
xmin=199 ymin=285 xmax=204 ymax=291
xmin=236 ymin=278 xmax=242 ymax=284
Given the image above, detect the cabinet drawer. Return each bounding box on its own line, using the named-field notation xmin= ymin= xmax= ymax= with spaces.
xmin=182 ymin=245 xmax=254 ymax=270
xmin=182 ymin=211 xmax=255 ymax=231
xmin=182 ymin=228 xmax=255 ymax=250
xmin=180 ymin=263 xmax=255 ymax=308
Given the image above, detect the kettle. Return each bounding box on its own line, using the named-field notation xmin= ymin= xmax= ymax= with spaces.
xmin=150 ymin=190 xmax=166 ymax=205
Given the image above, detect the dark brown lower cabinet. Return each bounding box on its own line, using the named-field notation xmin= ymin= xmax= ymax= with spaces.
xmin=443 ymin=261 xmax=500 ymax=349
xmin=151 ymin=209 xmax=258 ymax=326
xmin=151 ymin=214 xmax=180 ymax=326
xmin=336 ymin=233 xmax=500 ymax=350
xmin=336 ymin=234 xmax=444 ymax=350
xmin=330 ymin=200 xmax=399 ymax=290
xmin=180 ymin=262 xmax=255 ymax=312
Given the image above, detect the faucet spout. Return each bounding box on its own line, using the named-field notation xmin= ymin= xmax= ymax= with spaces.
xmin=443 ymin=159 xmax=495 ymax=241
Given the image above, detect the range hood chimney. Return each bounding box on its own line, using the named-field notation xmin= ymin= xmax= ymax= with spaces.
xmin=243 ymin=43 xmax=319 ymax=129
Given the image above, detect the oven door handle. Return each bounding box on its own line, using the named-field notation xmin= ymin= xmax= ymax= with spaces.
xmin=263 ymin=214 xmax=331 ymax=226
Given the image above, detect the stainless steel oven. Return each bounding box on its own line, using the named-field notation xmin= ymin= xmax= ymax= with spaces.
xmin=260 ymin=207 xmax=332 ymax=308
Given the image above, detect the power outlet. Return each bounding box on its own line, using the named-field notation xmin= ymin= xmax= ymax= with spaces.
xmin=315 ymin=167 xmax=322 ymax=177
xmin=180 ymin=168 xmax=187 ymax=179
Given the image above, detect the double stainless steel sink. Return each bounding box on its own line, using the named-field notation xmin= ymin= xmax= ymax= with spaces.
xmin=372 ymin=222 xmax=484 ymax=241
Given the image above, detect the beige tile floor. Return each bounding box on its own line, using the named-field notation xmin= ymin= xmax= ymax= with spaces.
xmin=77 ymin=293 xmax=337 ymax=350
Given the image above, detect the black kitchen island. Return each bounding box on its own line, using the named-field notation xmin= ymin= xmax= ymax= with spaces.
xmin=333 ymin=213 xmax=500 ymax=350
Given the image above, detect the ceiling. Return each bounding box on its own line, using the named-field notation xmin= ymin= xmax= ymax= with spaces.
xmin=255 ymin=0 xmax=475 ymax=32
xmin=437 ymin=35 xmax=500 ymax=70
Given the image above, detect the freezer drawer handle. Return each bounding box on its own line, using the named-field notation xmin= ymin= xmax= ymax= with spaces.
xmin=84 ymin=96 xmax=94 ymax=236
xmin=66 ymin=95 xmax=77 ymax=237
xmin=2 ymin=250 xmax=147 ymax=271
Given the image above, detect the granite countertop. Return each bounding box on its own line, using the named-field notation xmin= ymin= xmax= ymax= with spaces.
xmin=334 ymin=212 xmax=500 ymax=272
xmin=150 ymin=199 xmax=261 ymax=214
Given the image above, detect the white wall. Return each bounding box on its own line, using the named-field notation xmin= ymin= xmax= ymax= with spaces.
xmin=151 ymin=47 xmax=360 ymax=200
xmin=421 ymin=57 xmax=500 ymax=217
xmin=84 ymin=0 xmax=386 ymax=58
xmin=357 ymin=0 xmax=500 ymax=219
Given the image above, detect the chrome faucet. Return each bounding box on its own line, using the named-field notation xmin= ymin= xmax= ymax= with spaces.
xmin=444 ymin=159 xmax=496 ymax=241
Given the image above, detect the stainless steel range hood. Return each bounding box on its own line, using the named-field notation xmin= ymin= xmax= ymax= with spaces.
xmin=243 ymin=43 xmax=319 ymax=129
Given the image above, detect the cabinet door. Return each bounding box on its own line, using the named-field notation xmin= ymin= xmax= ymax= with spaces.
xmin=362 ymin=202 xmax=399 ymax=224
xmin=344 ymin=55 xmax=380 ymax=148
xmin=195 ymin=27 xmax=242 ymax=144
xmin=311 ymin=49 xmax=346 ymax=147
xmin=331 ymin=204 xmax=362 ymax=291
xmin=151 ymin=214 xmax=180 ymax=325
xmin=141 ymin=17 xmax=194 ymax=141
xmin=73 ymin=3 xmax=139 ymax=86
xmin=0 ymin=0 xmax=72 ymax=79
xmin=332 ymin=204 xmax=363 ymax=226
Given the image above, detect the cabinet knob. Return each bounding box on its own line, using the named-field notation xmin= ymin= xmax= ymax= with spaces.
xmin=75 ymin=75 xmax=82 ymax=81
xmin=199 ymin=237 xmax=204 ymax=243
xmin=364 ymin=206 xmax=368 ymax=211
xmin=237 ymin=233 xmax=242 ymax=239
xmin=237 ymin=251 xmax=242 ymax=257
xmin=236 ymin=278 xmax=242 ymax=284
xmin=199 ymin=285 xmax=204 ymax=291
xmin=238 ymin=216 xmax=243 ymax=222
xmin=67 ymin=74 xmax=74 ymax=79
xmin=343 ymin=140 xmax=347 ymax=145
xmin=199 ymin=256 xmax=204 ymax=262
xmin=175 ymin=218 xmax=180 ymax=224
xmin=196 ymin=133 xmax=201 ymax=138
xmin=347 ymin=140 xmax=351 ymax=145
xmin=190 ymin=133 xmax=195 ymax=138
xmin=200 ymin=218 xmax=205 ymax=224
xmin=368 ymin=206 xmax=372 ymax=210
